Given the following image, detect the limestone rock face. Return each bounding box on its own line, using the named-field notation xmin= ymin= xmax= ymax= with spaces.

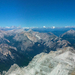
xmin=2 ymin=47 xmax=75 ymax=75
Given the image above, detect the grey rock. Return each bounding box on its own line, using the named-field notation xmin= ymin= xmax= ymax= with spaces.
xmin=2 ymin=47 xmax=75 ymax=75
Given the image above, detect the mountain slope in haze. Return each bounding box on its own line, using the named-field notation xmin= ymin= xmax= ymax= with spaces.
xmin=32 ymin=27 xmax=75 ymax=36
xmin=5 ymin=29 xmax=70 ymax=58
xmin=2 ymin=47 xmax=75 ymax=75
xmin=61 ymin=29 xmax=75 ymax=48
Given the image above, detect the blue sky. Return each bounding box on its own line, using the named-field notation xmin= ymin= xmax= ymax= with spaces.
xmin=0 ymin=0 xmax=75 ymax=27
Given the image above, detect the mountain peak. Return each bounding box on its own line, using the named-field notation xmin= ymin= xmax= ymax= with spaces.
xmin=61 ymin=29 xmax=75 ymax=37
xmin=67 ymin=29 xmax=75 ymax=33
xmin=27 ymin=29 xmax=34 ymax=33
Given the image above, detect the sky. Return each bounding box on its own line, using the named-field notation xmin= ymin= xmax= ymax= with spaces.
xmin=0 ymin=0 xmax=75 ymax=27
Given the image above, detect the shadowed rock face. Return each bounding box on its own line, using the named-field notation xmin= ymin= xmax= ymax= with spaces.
xmin=2 ymin=47 xmax=75 ymax=75
xmin=0 ymin=43 xmax=30 ymax=72
xmin=0 ymin=29 xmax=70 ymax=72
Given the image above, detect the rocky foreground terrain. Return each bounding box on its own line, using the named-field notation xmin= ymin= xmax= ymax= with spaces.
xmin=2 ymin=47 xmax=75 ymax=75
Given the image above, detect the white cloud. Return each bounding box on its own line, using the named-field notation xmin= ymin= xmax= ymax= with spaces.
xmin=43 ymin=26 xmax=46 ymax=28
xmin=52 ymin=26 xmax=55 ymax=29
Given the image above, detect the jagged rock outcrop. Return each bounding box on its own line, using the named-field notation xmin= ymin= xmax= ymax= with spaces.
xmin=2 ymin=47 xmax=75 ymax=75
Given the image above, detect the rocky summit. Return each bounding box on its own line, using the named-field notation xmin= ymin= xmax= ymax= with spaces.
xmin=2 ymin=47 xmax=75 ymax=75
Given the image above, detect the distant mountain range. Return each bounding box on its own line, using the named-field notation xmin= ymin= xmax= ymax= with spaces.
xmin=1 ymin=26 xmax=75 ymax=36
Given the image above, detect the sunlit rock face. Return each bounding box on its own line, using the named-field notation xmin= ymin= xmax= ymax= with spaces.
xmin=2 ymin=47 xmax=75 ymax=75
